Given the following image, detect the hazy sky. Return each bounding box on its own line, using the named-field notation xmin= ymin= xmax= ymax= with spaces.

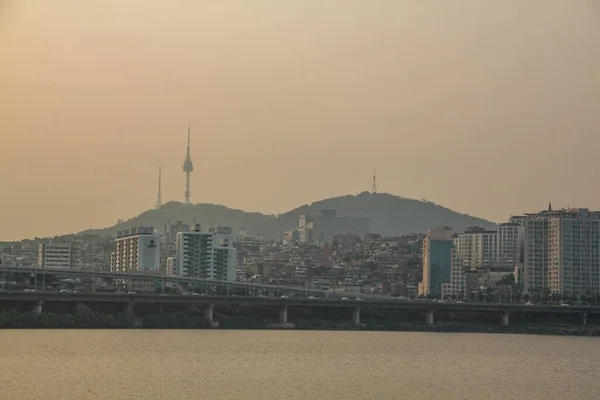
xmin=1 ymin=0 xmax=599 ymax=240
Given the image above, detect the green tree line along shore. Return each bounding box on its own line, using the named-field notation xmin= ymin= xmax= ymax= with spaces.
xmin=0 ymin=305 xmax=599 ymax=336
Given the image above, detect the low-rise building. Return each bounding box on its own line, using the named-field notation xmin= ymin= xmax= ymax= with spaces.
xmin=284 ymin=210 xmax=368 ymax=243
xmin=166 ymin=256 xmax=176 ymax=276
xmin=38 ymin=242 xmax=81 ymax=269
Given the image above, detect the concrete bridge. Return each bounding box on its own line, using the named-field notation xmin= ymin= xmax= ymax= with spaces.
xmin=1 ymin=290 xmax=599 ymax=328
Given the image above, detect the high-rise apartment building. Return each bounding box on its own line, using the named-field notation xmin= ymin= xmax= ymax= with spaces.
xmin=110 ymin=227 xmax=161 ymax=272
xmin=421 ymin=228 xmax=453 ymax=297
xmin=38 ymin=242 xmax=81 ymax=269
xmin=497 ymin=222 xmax=524 ymax=267
xmin=523 ymin=208 xmax=600 ymax=297
xmin=442 ymin=238 xmax=468 ymax=300
xmin=175 ymin=224 xmax=236 ymax=281
xmin=455 ymin=226 xmax=499 ymax=269
xmin=437 ymin=218 xmax=525 ymax=299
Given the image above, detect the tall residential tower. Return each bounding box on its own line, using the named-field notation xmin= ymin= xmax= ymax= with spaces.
xmin=182 ymin=125 xmax=194 ymax=204
xmin=420 ymin=227 xmax=454 ymax=297
xmin=523 ymin=208 xmax=600 ymax=297
xmin=175 ymin=224 xmax=237 ymax=281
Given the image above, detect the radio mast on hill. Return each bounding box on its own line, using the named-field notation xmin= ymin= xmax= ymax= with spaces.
xmin=182 ymin=124 xmax=194 ymax=204
xmin=155 ymin=166 xmax=162 ymax=208
xmin=371 ymin=169 xmax=377 ymax=194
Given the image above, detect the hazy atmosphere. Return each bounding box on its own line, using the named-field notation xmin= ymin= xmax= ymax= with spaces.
xmin=1 ymin=0 xmax=599 ymax=241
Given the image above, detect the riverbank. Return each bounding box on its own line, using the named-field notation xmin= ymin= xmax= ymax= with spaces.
xmin=1 ymin=308 xmax=599 ymax=336
xmin=359 ymin=321 xmax=600 ymax=336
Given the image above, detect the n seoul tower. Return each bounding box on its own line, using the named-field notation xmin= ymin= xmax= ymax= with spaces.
xmin=182 ymin=124 xmax=194 ymax=204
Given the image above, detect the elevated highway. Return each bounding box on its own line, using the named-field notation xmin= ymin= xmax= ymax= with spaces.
xmin=0 ymin=266 xmax=325 ymax=296
xmin=1 ymin=290 xmax=598 ymax=313
xmin=1 ymin=290 xmax=598 ymax=327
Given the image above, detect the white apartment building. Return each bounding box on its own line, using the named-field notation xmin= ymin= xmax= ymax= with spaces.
xmin=175 ymin=225 xmax=236 ymax=281
xmin=455 ymin=226 xmax=499 ymax=269
xmin=440 ymin=219 xmax=524 ymax=299
xmin=509 ymin=215 xmax=526 ymax=226
xmin=166 ymin=256 xmax=176 ymax=276
xmin=110 ymin=227 xmax=161 ymax=272
xmin=497 ymin=222 xmax=524 ymax=267
xmin=523 ymin=208 xmax=600 ymax=297
xmin=38 ymin=243 xmax=80 ymax=269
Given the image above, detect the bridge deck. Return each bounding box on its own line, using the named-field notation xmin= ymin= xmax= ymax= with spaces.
xmin=0 ymin=267 xmax=324 ymax=295
xmin=1 ymin=291 xmax=598 ymax=316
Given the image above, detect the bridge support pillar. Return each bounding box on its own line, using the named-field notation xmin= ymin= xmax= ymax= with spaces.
xmin=279 ymin=305 xmax=288 ymax=324
xmin=352 ymin=308 xmax=360 ymax=326
xmin=126 ymin=303 xmax=134 ymax=314
xmin=501 ymin=311 xmax=510 ymax=326
xmin=205 ymin=303 xmax=214 ymax=323
xmin=582 ymin=313 xmax=588 ymax=326
xmin=159 ymin=304 xmax=164 ymax=314
xmin=33 ymin=301 xmax=43 ymax=314
xmin=425 ymin=310 xmax=434 ymax=325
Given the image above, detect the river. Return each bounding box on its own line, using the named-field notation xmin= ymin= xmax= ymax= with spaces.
xmin=0 ymin=330 xmax=598 ymax=399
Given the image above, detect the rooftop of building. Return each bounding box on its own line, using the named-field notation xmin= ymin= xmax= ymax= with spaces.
xmin=116 ymin=226 xmax=156 ymax=238
xmin=461 ymin=226 xmax=498 ymax=234
xmin=525 ymin=208 xmax=600 ymax=218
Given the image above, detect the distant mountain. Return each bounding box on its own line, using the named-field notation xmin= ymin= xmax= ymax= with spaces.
xmin=266 ymin=192 xmax=496 ymax=238
xmin=79 ymin=192 xmax=496 ymax=240
xmin=80 ymin=201 xmax=275 ymax=238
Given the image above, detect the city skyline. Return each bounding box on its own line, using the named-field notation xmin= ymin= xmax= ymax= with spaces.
xmin=1 ymin=1 xmax=600 ymax=240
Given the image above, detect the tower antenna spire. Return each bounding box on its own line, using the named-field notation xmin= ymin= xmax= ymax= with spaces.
xmin=182 ymin=123 xmax=194 ymax=204
xmin=371 ymin=168 xmax=377 ymax=194
xmin=187 ymin=123 xmax=191 ymax=154
xmin=155 ymin=166 xmax=162 ymax=208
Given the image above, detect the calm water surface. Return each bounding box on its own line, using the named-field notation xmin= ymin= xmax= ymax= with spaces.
xmin=0 ymin=330 xmax=599 ymax=399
